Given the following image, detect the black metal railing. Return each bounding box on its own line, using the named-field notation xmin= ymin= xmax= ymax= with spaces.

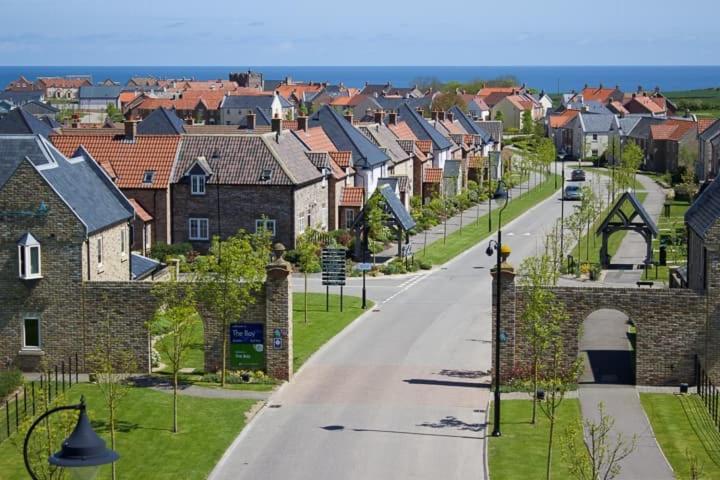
xmin=696 ymin=355 xmax=720 ymax=431
xmin=0 ymin=353 xmax=80 ymax=443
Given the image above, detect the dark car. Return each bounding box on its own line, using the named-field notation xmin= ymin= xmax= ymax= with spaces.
xmin=563 ymin=185 xmax=583 ymax=201
xmin=570 ymin=169 xmax=586 ymax=181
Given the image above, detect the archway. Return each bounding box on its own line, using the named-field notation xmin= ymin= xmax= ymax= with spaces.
xmin=578 ymin=309 xmax=636 ymax=384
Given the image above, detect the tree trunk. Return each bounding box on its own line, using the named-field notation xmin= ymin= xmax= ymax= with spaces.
xmin=221 ymin=318 xmax=227 ymax=387
xmin=110 ymin=403 xmax=117 ymax=480
xmin=546 ymin=411 xmax=555 ymax=480
xmin=531 ymin=357 xmax=538 ymax=424
xmin=173 ymin=372 xmax=178 ymax=433
xmin=304 ymin=273 xmax=308 ymax=324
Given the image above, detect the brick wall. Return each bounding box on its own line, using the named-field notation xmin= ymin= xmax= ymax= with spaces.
xmin=122 ymin=188 xmax=170 ymax=246
xmin=84 ymin=223 xmax=131 ymax=281
xmin=493 ymin=266 xmax=711 ymax=386
xmin=294 ymin=181 xmax=327 ymax=241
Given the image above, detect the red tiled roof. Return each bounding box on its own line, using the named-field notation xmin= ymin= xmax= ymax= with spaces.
xmin=608 ymin=101 xmax=629 ymax=115
xmin=119 ymin=91 xmax=138 ymax=105
xmin=581 ymin=87 xmax=617 ymax=103
xmin=37 ymin=77 xmax=92 ymax=89
xmin=328 ymin=151 xmax=352 ymax=168
xmin=294 ymin=127 xmax=336 ymax=151
xmin=650 ymin=124 xmax=678 ymax=141
xmin=416 ymin=140 xmax=432 ymax=154
xmin=549 ymin=110 xmax=579 ymax=128
xmin=505 ymin=94 xmax=533 ymax=111
xmin=128 ymin=198 xmax=153 ymax=222
xmin=423 ymin=167 xmax=443 ymax=183
xmin=388 ymin=121 xmax=418 ymax=140
xmin=441 ymin=120 xmax=465 ymax=135
xmin=325 ymin=156 xmax=347 ymax=179
xmin=698 ymin=118 xmax=716 ymax=134
xmin=477 ymin=87 xmax=517 ymax=97
xmin=650 ymin=119 xmax=697 ymax=141
xmin=340 ymin=186 xmax=364 ymax=207
xmin=51 ymin=134 xmax=181 ymax=189
xmin=626 ymin=95 xmax=665 ymax=114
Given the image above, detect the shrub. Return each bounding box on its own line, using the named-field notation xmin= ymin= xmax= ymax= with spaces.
xmin=0 ymin=369 xmax=23 ymax=399
xmin=418 ymin=259 xmax=432 ymax=270
xmin=201 ymin=370 xmax=278 ymax=385
xmin=150 ymin=242 xmax=194 ymax=262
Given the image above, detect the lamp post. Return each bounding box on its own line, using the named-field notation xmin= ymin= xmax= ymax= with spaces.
xmin=24 ymin=396 xmax=118 ymax=480
xmin=560 ymin=169 xmax=565 ymax=260
xmin=486 ymin=179 xmax=509 ymax=437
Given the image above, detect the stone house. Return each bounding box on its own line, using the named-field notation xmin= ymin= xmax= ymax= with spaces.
xmin=397 ymin=103 xmax=452 ymax=170
xmin=78 ymin=86 xmax=123 ymax=111
xmin=171 ymin=128 xmax=325 ymax=249
xmin=5 ymin=75 xmax=41 ymax=92
xmin=35 ymin=77 xmax=92 ymax=100
xmin=491 ymin=94 xmax=543 ymax=131
xmin=51 ymin=123 xmax=181 ymax=250
xmin=697 ymin=119 xmax=720 ymax=181
xmin=220 ymin=93 xmax=293 ymax=125
xmin=0 ymin=134 xmax=137 ymax=370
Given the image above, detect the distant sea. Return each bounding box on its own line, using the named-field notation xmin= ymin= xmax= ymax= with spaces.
xmin=1 ymin=66 xmax=720 ymax=93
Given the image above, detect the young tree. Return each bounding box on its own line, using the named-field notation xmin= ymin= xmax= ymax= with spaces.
xmin=522 ymin=110 xmax=534 ymax=134
xmin=561 ymin=402 xmax=636 ymax=480
xmin=431 ymin=92 xmax=468 ymax=112
xmin=296 ymin=229 xmax=321 ymax=324
xmin=494 ymin=110 xmax=504 ymax=122
xmin=194 ymin=230 xmax=271 ymax=386
xmin=519 ymin=254 xmax=560 ymax=424
xmin=106 ymin=103 xmax=124 ymax=122
xmin=87 ymin=297 xmax=137 ymax=479
xmin=618 ymin=141 xmax=643 ymax=193
xmin=149 ymin=280 xmax=202 ymax=433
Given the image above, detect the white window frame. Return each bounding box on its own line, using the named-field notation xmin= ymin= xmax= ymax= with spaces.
xmin=345 ymin=209 xmax=355 ymax=229
xmin=191 ymin=174 xmax=206 ymax=195
xmin=298 ymin=214 xmax=305 ymax=234
xmin=22 ymin=316 xmax=41 ymax=350
xmin=189 ymin=218 xmax=209 ymax=241
xmin=96 ymin=236 xmax=104 ymax=272
xmin=255 ymin=219 xmax=277 ymax=237
xmin=18 ymin=243 xmax=42 ymax=280
xmin=120 ymin=227 xmax=127 ymax=261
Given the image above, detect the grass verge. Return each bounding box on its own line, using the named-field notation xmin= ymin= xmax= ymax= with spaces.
xmin=650 ymin=200 xmax=690 ymax=282
xmin=416 ymin=174 xmax=560 ymax=265
xmin=488 ymin=398 xmax=581 ymax=479
xmin=0 ymin=383 xmax=256 ymax=479
xmin=641 ymin=393 xmax=720 ymax=479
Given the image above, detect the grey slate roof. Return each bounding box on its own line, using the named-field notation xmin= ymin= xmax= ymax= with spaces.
xmin=475 ymin=121 xmax=503 ymax=142
xmin=625 ymin=116 xmax=666 ymax=139
xmin=699 ymin=119 xmax=720 ymax=141
xmin=686 ymin=179 xmax=720 ymax=238
xmin=79 ymin=86 xmax=123 ymax=100
xmin=308 ymin=105 xmax=390 ymax=169
xmin=397 ymin=104 xmax=452 ymax=151
xmin=0 ymin=135 xmax=133 ymax=234
xmin=0 ymin=107 xmax=54 ymax=138
xmin=618 ymin=116 xmax=643 ymax=135
xmin=566 ymin=100 xmax=611 ymax=114
xmin=579 ymin=113 xmax=618 ymax=133
xmin=137 ymin=107 xmax=186 ymax=135
xmin=22 ymin=101 xmax=59 ymax=116
xmin=377 ymin=177 xmax=399 ymax=192
xmin=375 ymin=96 xmax=432 ymax=112
xmin=443 ymin=159 xmax=462 ymax=178
xmin=358 ymin=123 xmax=410 ymax=166
xmin=221 ymin=95 xmax=292 ymax=109
xmin=449 ymin=105 xmax=492 ymax=142
xmin=0 ymin=91 xmax=44 ymax=105
xmin=377 ymin=183 xmax=416 ymax=231
xmin=596 ymin=192 xmax=658 ymax=236
xmin=131 ymin=253 xmax=163 ymax=280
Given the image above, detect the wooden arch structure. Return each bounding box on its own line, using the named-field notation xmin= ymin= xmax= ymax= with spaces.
xmin=596 ymin=192 xmax=659 ymax=268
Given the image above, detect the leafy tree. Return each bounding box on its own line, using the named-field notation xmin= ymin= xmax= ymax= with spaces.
xmin=149 ymin=278 xmax=201 ymax=433
xmin=106 ymin=103 xmax=124 ymax=122
xmin=536 ymin=138 xmax=557 ymax=175
xmin=561 ymin=402 xmax=636 ymax=480
xmin=431 ymin=92 xmax=467 ymax=112
xmin=299 ymin=103 xmax=309 ymax=116
xmin=194 ymin=230 xmax=271 ymax=386
xmin=494 ymin=110 xmax=504 ymax=122
xmin=87 ymin=296 xmax=137 ymax=479
xmin=296 ymin=229 xmax=321 ymax=324
xmin=618 ymin=141 xmax=643 ymax=193
xmin=522 ymin=110 xmax=534 ymax=134
xmin=519 ymin=254 xmax=560 ymax=424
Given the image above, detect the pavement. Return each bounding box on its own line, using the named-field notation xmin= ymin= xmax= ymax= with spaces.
xmin=209 ymin=162 xmax=595 ymax=480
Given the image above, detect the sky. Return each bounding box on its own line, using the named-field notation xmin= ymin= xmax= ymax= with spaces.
xmin=3 ymin=0 xmax=719 ymax=66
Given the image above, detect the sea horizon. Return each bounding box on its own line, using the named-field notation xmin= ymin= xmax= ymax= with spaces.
xmin=2 ymin=65 xmax=719 ymax=93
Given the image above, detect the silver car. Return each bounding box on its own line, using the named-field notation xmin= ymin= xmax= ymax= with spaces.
xmin=563 ymin=185 xmax=583 ymax=201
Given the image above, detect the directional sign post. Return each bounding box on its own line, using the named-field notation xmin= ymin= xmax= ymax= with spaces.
xmin=322 ymin=248 xmax=347 ymax=312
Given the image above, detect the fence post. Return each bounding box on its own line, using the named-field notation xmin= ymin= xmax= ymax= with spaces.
xmin=5 ymin=400 xmax=9 ymax=438
xmin=14 ymin=393 xmax=18 ymax=430
xmin=31 ymin=382 xmax=36 ymax=416
xmin=47 ymin=372 xmax=52 ymax=403
xmin=23 ymin=385 xmax=27 ymax=417
xmin=62 ymin=361 xmax=66 ymax=393
xmin=55 ymin=365 xmax=58 ymax=398
xmin=68 ymin=356 xmax=72 ymax=387
xmin=76 ymin=353 xmax=79 ymax=383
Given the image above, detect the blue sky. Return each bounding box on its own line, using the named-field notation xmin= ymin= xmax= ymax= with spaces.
xmin=4 ymin=0 xmax=718 ymax=65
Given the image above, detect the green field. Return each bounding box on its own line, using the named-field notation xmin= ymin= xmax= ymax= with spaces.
xmin=156 ymin=293 xmax=370 ymax=375
xmin=666 ymin=88 xmax=720 ymax=118
xmin=417 ymin=174 xmax=561 ymax=265
xmin=488 ymin=399 xmax=582 ymax=479
xmin=641 ymin=393 xmax=720 ymax=479
xmin=0 ymin=383 xmax=255 ymax=480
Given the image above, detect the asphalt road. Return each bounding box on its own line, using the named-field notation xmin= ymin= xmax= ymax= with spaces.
xmin=210 ymin=163 xmax=608 ymax=480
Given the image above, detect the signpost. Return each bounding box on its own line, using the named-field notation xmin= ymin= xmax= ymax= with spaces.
xmin=229 ymin=323 xmax=265 ymax=370
xmin=321 ymin=248 xmax=347 ymax=312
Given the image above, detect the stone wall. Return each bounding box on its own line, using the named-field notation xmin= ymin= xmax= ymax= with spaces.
xmin=493 ymin=267 xmax=711 ymax=386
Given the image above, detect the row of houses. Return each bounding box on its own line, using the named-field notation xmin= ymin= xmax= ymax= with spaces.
xmin=0 ymin=100 xmax=501 ymax=254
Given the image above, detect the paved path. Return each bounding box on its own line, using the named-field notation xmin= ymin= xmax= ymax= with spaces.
xmin=209 ymin=163 xmax=595 ymax=480
xmin=377 ymin=171 xmax=546 ymax=259
xmin=578 ymin=309 xmax=673 ymax=479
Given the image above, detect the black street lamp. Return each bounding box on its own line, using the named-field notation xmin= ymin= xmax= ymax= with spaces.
xmin=24 ymin=396 xmax=118 ymax=480
xmin=560 ymin=170 xmax=566 ymax=259
xmin=486 ymin=179 xmax=509 ymax=437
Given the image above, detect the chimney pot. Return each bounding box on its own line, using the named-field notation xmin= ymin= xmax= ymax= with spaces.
xmin=297 ymin=116 xmax=308 ymax=132
xmin=246 ymin=112 xmax=256 ymax=130
xmin=447 ymin=112 xmax=454 ymax=122
xmin=374 ymin=109 xmax=385 ymax=124
xmin=124 ymin=120 xmax=138 ymax=141
xmin=431 ymin=111 xmax=439 ymax=121
xmin=271 ymin=117 xmax=283 ymax=138
xmin=388 ymin=111 xmax=398 ymax=125
xmin=438 ymin=111 xmax=446 ymax=122
xmin=344 ymin=112 xmax=353 ymax=124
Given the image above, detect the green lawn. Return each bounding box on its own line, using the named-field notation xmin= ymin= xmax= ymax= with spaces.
xmin=156 ymin=320 xmax=205 ymax=372
xmin=155 ymin=293 xmax=370 ymax=376
xmin=649 ymin=200 xmax=690 ymax=282
xmin=641 ymin=393 xmax=720 ymax=479
xmin=0 ymin=383 xmax=256 ymax=480
xmin=293 ymin=292 xmax=371 ymax=371
xmin=416 ymin=174 xmax=561 ymax=265
xmin=488 ymin=399 xmax=582 ymax=479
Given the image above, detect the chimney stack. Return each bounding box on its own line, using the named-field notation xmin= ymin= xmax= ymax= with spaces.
xmin=388 ymin=111 xmax=398 ymax=125
xmin=374 ymin=109 xmax=385 ymax=124
xmin=297 ymin=116 xmax=308 ymax=132
xmin=344 ymin=112 xmax=353 ymax=124
xmin=246 ymin=112 xmax=256 ymax=131
xmin=124 ymin=120 xmax=138 ymax=141
xmin=447 ymin=112 xmax=454 ymax=122
xmin=431 ymin=111 xmax=439 ymax=121
xmin=438 ymin=111 xmax=446 ymax=122
xmin=271 ymin=116 xmax=283 ymax=140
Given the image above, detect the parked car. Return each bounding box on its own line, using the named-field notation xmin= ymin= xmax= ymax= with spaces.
xmin=563 ymin=185 xmax=583 ymax=201
xmin=571 ymin=169 xmax=586 ymax=181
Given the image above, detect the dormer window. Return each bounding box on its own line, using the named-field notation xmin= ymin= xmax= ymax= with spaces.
xmin=260 ymin=169 xmax=273 ymax=181
xmin=143 ymin=171 xmax=155 ymax=184
xmin=18 ymin=233 xmax=42 ymax=280
xmin=191 ymin=174 xmax=206 ymax=195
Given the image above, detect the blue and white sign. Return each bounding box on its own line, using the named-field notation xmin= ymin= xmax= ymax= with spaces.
xmin=356 ymin=263 xmax=372 ymax=272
